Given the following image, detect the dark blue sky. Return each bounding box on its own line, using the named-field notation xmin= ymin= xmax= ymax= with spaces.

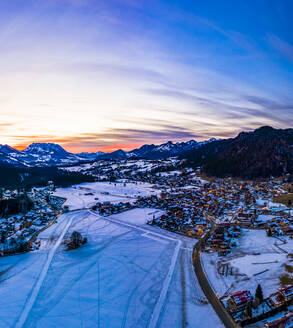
xmin=0 ymin=0 xmax=292 ymax=151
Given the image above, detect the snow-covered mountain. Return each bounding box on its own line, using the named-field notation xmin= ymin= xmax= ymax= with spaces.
xmin=96 ymin=139 xmax=210 ymax=160
xmin=0 ymin=144 xmax=21 ymax=155
xmin=0 ymin=143 xmax=82 ymax=167
xmin=22 ymin=143 xmax=81 ymax=165
xmin=0 ymin=145 xmax=32 ymax=167
xmin=0 ymin=138 xmax=217 ymax=167
xmin=127 ymin=139 xmax=216 ymax=159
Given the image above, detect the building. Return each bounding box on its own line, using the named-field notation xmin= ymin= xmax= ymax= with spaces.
xmin=278 ymin=285 xmax=293 ymax=302
xmin=227 ymin=290 xmax=253 ymax=312
xmin=265 ymin=312 xmax=293 ymax=328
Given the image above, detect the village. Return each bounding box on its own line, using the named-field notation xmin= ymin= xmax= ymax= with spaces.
xmin=0 ymin=160 xmax=292 ymax=327
xmin=85 ymin=165 xmax=293 ymax=327
xmin=0 ymin=183 xmax=65 ymax=256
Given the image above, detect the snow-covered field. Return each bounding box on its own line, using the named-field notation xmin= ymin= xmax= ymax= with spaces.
xmin=109 ymin=208 xmax=165 ymax=226
xmin=202 ymin=229 xmax=293 ymax=299
xmin=53 ymin=181 xmax=159 ymax=210
xmin=0 ymin=187 xmax=222 ymax=327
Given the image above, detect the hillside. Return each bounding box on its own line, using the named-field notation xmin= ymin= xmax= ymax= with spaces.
xmin=181 ymin=126 xmax=293 ymax=178
xmin=0 ymin=164 xmax=95 ymax=188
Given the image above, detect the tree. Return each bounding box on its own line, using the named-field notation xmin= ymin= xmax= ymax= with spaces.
xmin=245 ymin=300 xmax=252 ymax=318
xmin=66 ymin=231 xmax=87 ymax=250
xmin=255 ymin=284 xmax=264 ymax=304
xmin=0 ymin=231 xmax=6 ymax=244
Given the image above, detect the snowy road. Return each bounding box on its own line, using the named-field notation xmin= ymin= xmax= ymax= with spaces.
xmin=0 ymin=186 xmax=222 ymax=327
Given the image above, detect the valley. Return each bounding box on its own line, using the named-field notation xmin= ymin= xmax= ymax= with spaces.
xmin=0 ymin=182 xmax=221 ymax=328
xmin=0 ymin=127 xmax=293 ymax=327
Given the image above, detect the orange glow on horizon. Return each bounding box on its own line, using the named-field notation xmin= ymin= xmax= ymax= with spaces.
xmin=66 ymin=143 xmax=142 ymax=153
xmin=15 ymin=146 xmax=26 ymax=151
xmin=14 ymin=143 xmax=143 ymax=153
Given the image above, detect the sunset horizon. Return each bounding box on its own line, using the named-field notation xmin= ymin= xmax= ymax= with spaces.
xmin=2 ymin=125 xmax=271 ymax=153
xmin=1 ymin=0 xmax=292 ymax=154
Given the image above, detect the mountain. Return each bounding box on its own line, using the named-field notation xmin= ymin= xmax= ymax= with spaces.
xmin=2 ymin=128 xmax=293 ymax=178
xmin=0 ymin=138 xmax=214 ymax=167
xmin=0 ymin=143 xmax=82 ymax=167
xmin=181 ymin=126 xmax=293 ymax=178
xmin=0 ymin=145 xmax=28 ymax=167
xmin=22 ymin=143 xmax=81 ymax=166
xmin=0 ymin=144 xmax=21 ymax=155
xmin=127 ymin=139 xmax=214 ymax=159
xmin=98 ymin=149 xmax=129 ymax=160
xmin=77 ymin=151 xmax=105 ymax=160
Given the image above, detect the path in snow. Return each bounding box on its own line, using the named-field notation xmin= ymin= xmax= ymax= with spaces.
xmin=15 ymin=212 xmax=77 ymax=328
xmin=90 ymin=210 xmax=189 ymax=328
xmin=148 ymin=239 xmax=182 ymax=328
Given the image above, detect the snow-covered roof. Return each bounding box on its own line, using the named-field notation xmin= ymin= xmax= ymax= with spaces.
xmin=230 ymin=290 xmax=252 ymax=305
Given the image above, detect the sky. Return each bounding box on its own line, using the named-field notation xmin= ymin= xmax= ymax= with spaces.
xmin=0 ymin=0 xmax=292 ymax=153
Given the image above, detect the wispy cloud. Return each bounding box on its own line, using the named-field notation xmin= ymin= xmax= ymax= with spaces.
xmin=0 ymin=1 xmax=292 ymax=151
xmin=0 ymin=123 xmax=13 ymax=131
xmin=12 ymin=125 xmax=200 ymax=152
xmin=268 ymin=34 xmax=293 ymax=63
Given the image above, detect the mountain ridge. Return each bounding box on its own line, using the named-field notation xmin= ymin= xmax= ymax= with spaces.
xmin=1 ymin=126 xmax=293 ymax=178
xmin=0 ymin=138 xmax=209 ymax=166
xmin=181 ymin=126 xmax=293 ymax=178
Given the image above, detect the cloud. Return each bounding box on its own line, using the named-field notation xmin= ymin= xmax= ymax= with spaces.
xmin=244 ymin=95 xmax=293 ymax=111
xmin=11 ymin=125 xmax=201 ymax=152
xmin=267 ymin=34 xmax=293 ymax=63
xmin=0 ymin=1 xmax=292 ymax=152
xmin=0 ymin=123 xmax=14 ymax=131
xmin=166 ymin=11 xmax=262 ymax=56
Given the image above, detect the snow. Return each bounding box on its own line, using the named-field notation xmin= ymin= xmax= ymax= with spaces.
xmin=0 ymin=206 xmax=222 ymax=327
xmin=256 ymin=214 xmax=275 ymax=222
xmin=53 ymin=181 xmax=159 ymax=210
xmin=15 ymin=213 xmax=76 ymax=328
xmin=202 ymin=229 xmax=293 ymax=300
xmin=109 ymin=208 xmax=165 ymax=226
xmin=148 ymin=233 xmax=182 ymax=328
xmin=229 ymin=253 xmax=287 ymax=277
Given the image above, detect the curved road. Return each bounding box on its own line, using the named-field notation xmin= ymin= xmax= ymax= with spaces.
xmin=192 ymin=216 xmax=239 ymax=328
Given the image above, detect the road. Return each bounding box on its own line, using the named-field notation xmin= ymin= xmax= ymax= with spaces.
xmin=192 ymin=215 xmax=239 ymax=328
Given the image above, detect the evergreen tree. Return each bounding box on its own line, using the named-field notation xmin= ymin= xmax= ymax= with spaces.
xmin=255 ymin=284 xmax=264 ymax=303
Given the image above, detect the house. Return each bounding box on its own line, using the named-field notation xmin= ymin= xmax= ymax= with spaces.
xmin=227 ymin=290 xmax=253 ymax=312
xmin=265 ymin=312 xmax=293 ymax=328
xmin=237 ymin=213 xmax=253 ymax=226
xmin=268 ymin=292 xmax=284 ymax=308
xmin=278 ymin=285 xmax=293 ymax=302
